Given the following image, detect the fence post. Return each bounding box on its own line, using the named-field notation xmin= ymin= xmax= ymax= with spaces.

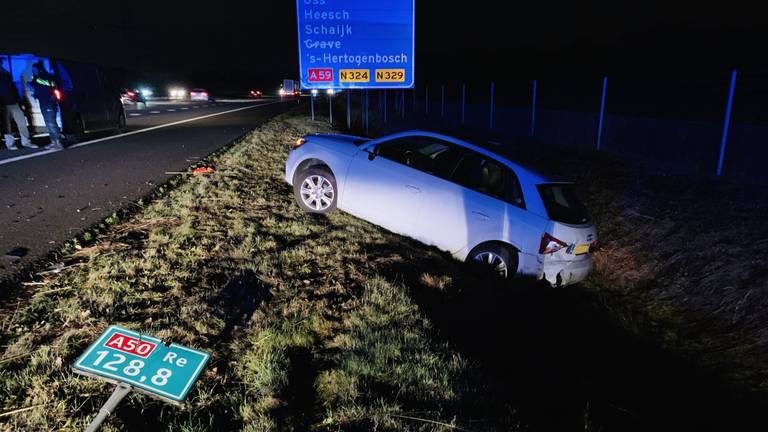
xmin=530 ymin=79 xmax=537 ymax=137
xmin=441 ymin=84 xmax=445 ymax=119
xmin=596 ymin=76 xmax=608 ymax=150
xmin=717 ymin=69 xmax=738 ymax=177
xmin=489 ymin=81 xmax=495 ymax=129
xmin=461 ymin=83 xmax=466 ymax=125
xmin=346 ymin=91 xmax=351 ymax=129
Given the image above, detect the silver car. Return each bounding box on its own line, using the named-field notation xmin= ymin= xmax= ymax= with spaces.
xmin=284 ymin=131 xmax=597 ymax=286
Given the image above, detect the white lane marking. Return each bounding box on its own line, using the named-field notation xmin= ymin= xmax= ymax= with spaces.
xmin=181 ymin=107 xmax=189 ymax=110
xmin=129 ymin=113 xmax=143 ymax=116
xmin=0 ymin=102 xmax=284 ymax=167
xmin=192 ymin=106 xmax=200 ymax=109
xmin=167 ymin=109 xmax=176 ymax=112
xmin=150 ymin=110 xmax=161 ymax=114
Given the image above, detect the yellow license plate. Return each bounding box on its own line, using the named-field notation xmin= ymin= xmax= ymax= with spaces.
xmin=375 ymin=69 xmax=406 ymax=83
xmin=339 ymin=69 xmax=370 ymax=83
xmin=573 ymin=244 xmax=590 ymax=255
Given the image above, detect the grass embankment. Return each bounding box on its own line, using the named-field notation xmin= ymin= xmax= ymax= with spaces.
xmin=0 ymin=110 xmax=475 ymax=431
xmin=542 ymin=149 xmax=768 ymax=395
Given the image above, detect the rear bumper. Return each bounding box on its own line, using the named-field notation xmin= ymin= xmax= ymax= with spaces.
xmin=540 ymin=257 xmax=593 ymax=287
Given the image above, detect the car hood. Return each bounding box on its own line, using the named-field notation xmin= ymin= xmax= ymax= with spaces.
xmin=307 ymin=134 xmax=370 ymax=156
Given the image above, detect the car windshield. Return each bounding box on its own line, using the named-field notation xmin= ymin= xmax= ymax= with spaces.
xmin=537 ymin=183 xmax=590 ymax=225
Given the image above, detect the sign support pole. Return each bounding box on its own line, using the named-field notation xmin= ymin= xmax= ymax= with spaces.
xmin=401 ymin=89 xmax=406 ymax=119
xmin=347 ymin=91 xmax=351 ymax=129
xmin=311 ymin=95 xmax=315 ymax=121
xmin=365 ymin=90 xmax=369 ymax=135
xmin=85 ymin=384 xmax=132 ymax=432
xmin=329 ymin=93 xmax=333 ymax=125
xmin=383 ymin=90 xmax=387 ymax=124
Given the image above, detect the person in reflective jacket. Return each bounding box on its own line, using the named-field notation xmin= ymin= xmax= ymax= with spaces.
xmin=30 ymin=61 xmax=62 ymax=150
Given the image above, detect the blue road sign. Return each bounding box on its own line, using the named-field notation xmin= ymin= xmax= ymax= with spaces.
xmin=296 ymin=0 xmax=415 ymax=90
xmin=73 ymin=326 xmax=210 ymax=404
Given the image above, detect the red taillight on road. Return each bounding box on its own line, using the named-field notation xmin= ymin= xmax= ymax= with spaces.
xmin=53 ymin=89 xmax=63 ymax=101
xmin=539 ymin=233 xmax=568 ymax=255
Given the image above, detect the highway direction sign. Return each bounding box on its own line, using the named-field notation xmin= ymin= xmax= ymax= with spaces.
xmin=73 ymin=326 xmax=210 ymax=405
xmin=296 ymin=0 xmax=415 ymax=89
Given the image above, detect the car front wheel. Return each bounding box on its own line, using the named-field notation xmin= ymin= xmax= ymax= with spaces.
xmin=294 ymin=167 xmax=337 ymax=214
xmin=467 ymin=244 xmax=518 ymax=280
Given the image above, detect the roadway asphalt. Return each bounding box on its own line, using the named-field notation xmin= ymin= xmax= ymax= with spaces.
xmin=0 ymin=98 xmax=296 ymax=280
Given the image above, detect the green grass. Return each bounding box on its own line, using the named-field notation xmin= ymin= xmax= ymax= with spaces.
xmin=0 ymin=110 xmax=480 ymax=431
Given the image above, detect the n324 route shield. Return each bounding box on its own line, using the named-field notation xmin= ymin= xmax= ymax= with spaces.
xmin=73 ymin=326 xmax=210 ymax=405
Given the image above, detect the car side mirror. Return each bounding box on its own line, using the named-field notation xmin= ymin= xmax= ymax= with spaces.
xmin=366 ymin=146 xmax=377 ymax=161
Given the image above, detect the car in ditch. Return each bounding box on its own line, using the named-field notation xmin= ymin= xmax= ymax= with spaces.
xmin=284 ymin=131 xmax=597 ymax=286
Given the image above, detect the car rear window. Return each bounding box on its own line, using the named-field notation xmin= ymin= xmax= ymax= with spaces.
xmin=537 ymin=183 xmax=590 ymax=225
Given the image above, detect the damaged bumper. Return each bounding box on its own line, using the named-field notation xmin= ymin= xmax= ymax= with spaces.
xmin=540 ymin=257 xmax=593 ymax=287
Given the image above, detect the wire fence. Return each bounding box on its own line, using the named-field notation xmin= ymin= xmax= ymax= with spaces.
xmin=311 ymin=71 xmax=768 ymax=185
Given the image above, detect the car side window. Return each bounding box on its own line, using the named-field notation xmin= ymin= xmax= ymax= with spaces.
xmin=374 ymin=137 xmax=462 ymax=179
xmin=451 ymin=151 xmax=525 ymax=208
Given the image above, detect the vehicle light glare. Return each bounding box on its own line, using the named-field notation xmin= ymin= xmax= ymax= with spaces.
xmin=311 ymin=89 xmax=318 ymax=96
xmin=326 ymin=89 xmax=335 ymax=95
xmin=140 ymin=88 xmax=153 ymax=97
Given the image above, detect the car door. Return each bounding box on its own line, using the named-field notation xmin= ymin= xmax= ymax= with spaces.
xmin=431 ymin=150 xmax=528 ymax=255
xmin=341 ymin=137 xmax=453 ymax=240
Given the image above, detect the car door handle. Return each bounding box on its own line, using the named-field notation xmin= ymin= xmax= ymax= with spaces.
xmin=405 ymin=185 xmax=421 ymax=193
xmin=472 ymin=211 xmax=490 ymax=221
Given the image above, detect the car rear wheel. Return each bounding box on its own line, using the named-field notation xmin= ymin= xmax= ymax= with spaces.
xmin=294 ymin=167 xmax=337 ymax=214
xmin=467 ymin=244 xmax=519 ymax=280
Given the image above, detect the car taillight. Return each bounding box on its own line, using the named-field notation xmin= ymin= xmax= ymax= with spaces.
xmin=53 ymin=89 xmax=63 ymax=101
xmin=292 ymin=138 xmax=306 ymax=149
xmin=539 ymin=233 xmax=568 ymax=255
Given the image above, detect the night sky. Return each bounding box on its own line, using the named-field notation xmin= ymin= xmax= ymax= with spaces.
xmin=2 ymin=0 xmax=765 ymax=115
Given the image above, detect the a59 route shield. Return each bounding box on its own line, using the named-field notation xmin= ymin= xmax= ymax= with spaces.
xmin=73 ymin=326 xmax=210 ymax=405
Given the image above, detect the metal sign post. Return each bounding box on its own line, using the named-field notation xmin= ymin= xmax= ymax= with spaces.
xmin=74 ymin=326 xmax=210 ymax=431
xmin=296 ymin=0 xmax=415 ymax=91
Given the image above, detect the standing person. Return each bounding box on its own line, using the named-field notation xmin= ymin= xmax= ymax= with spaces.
xmin=0 ymin=58 xmax=34 ymax=150
xmin=30 ymin=61 xmax=62 ymax=150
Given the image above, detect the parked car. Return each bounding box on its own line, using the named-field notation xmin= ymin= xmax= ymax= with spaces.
xmin=284 ymin=131 xmax=598 ymax=286
xmin=249 ymin=89 xmax=263 ymax=98
xmin=190 ymin=88 xmax=213 ymax=102
xmin=121 ymin=88 xmax=147 ymax=106
xmin=1 ymin=53 xmax=125 ymax=142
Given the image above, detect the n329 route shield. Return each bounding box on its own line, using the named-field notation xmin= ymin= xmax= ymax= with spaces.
xmin=296 ymin=0 xmax=415 ymax=89
xmin=73 ymin=326 xmax=210 ymax=405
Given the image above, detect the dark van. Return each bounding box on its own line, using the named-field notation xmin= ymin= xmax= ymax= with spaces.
xmin=1 ymin=53 xmax=125 ymax=142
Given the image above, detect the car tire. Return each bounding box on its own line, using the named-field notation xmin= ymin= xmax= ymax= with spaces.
xmin=293 ymin=166 xmax=337 ymax=214
xmin=467 ymin=243 xmax=519 ymax=280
